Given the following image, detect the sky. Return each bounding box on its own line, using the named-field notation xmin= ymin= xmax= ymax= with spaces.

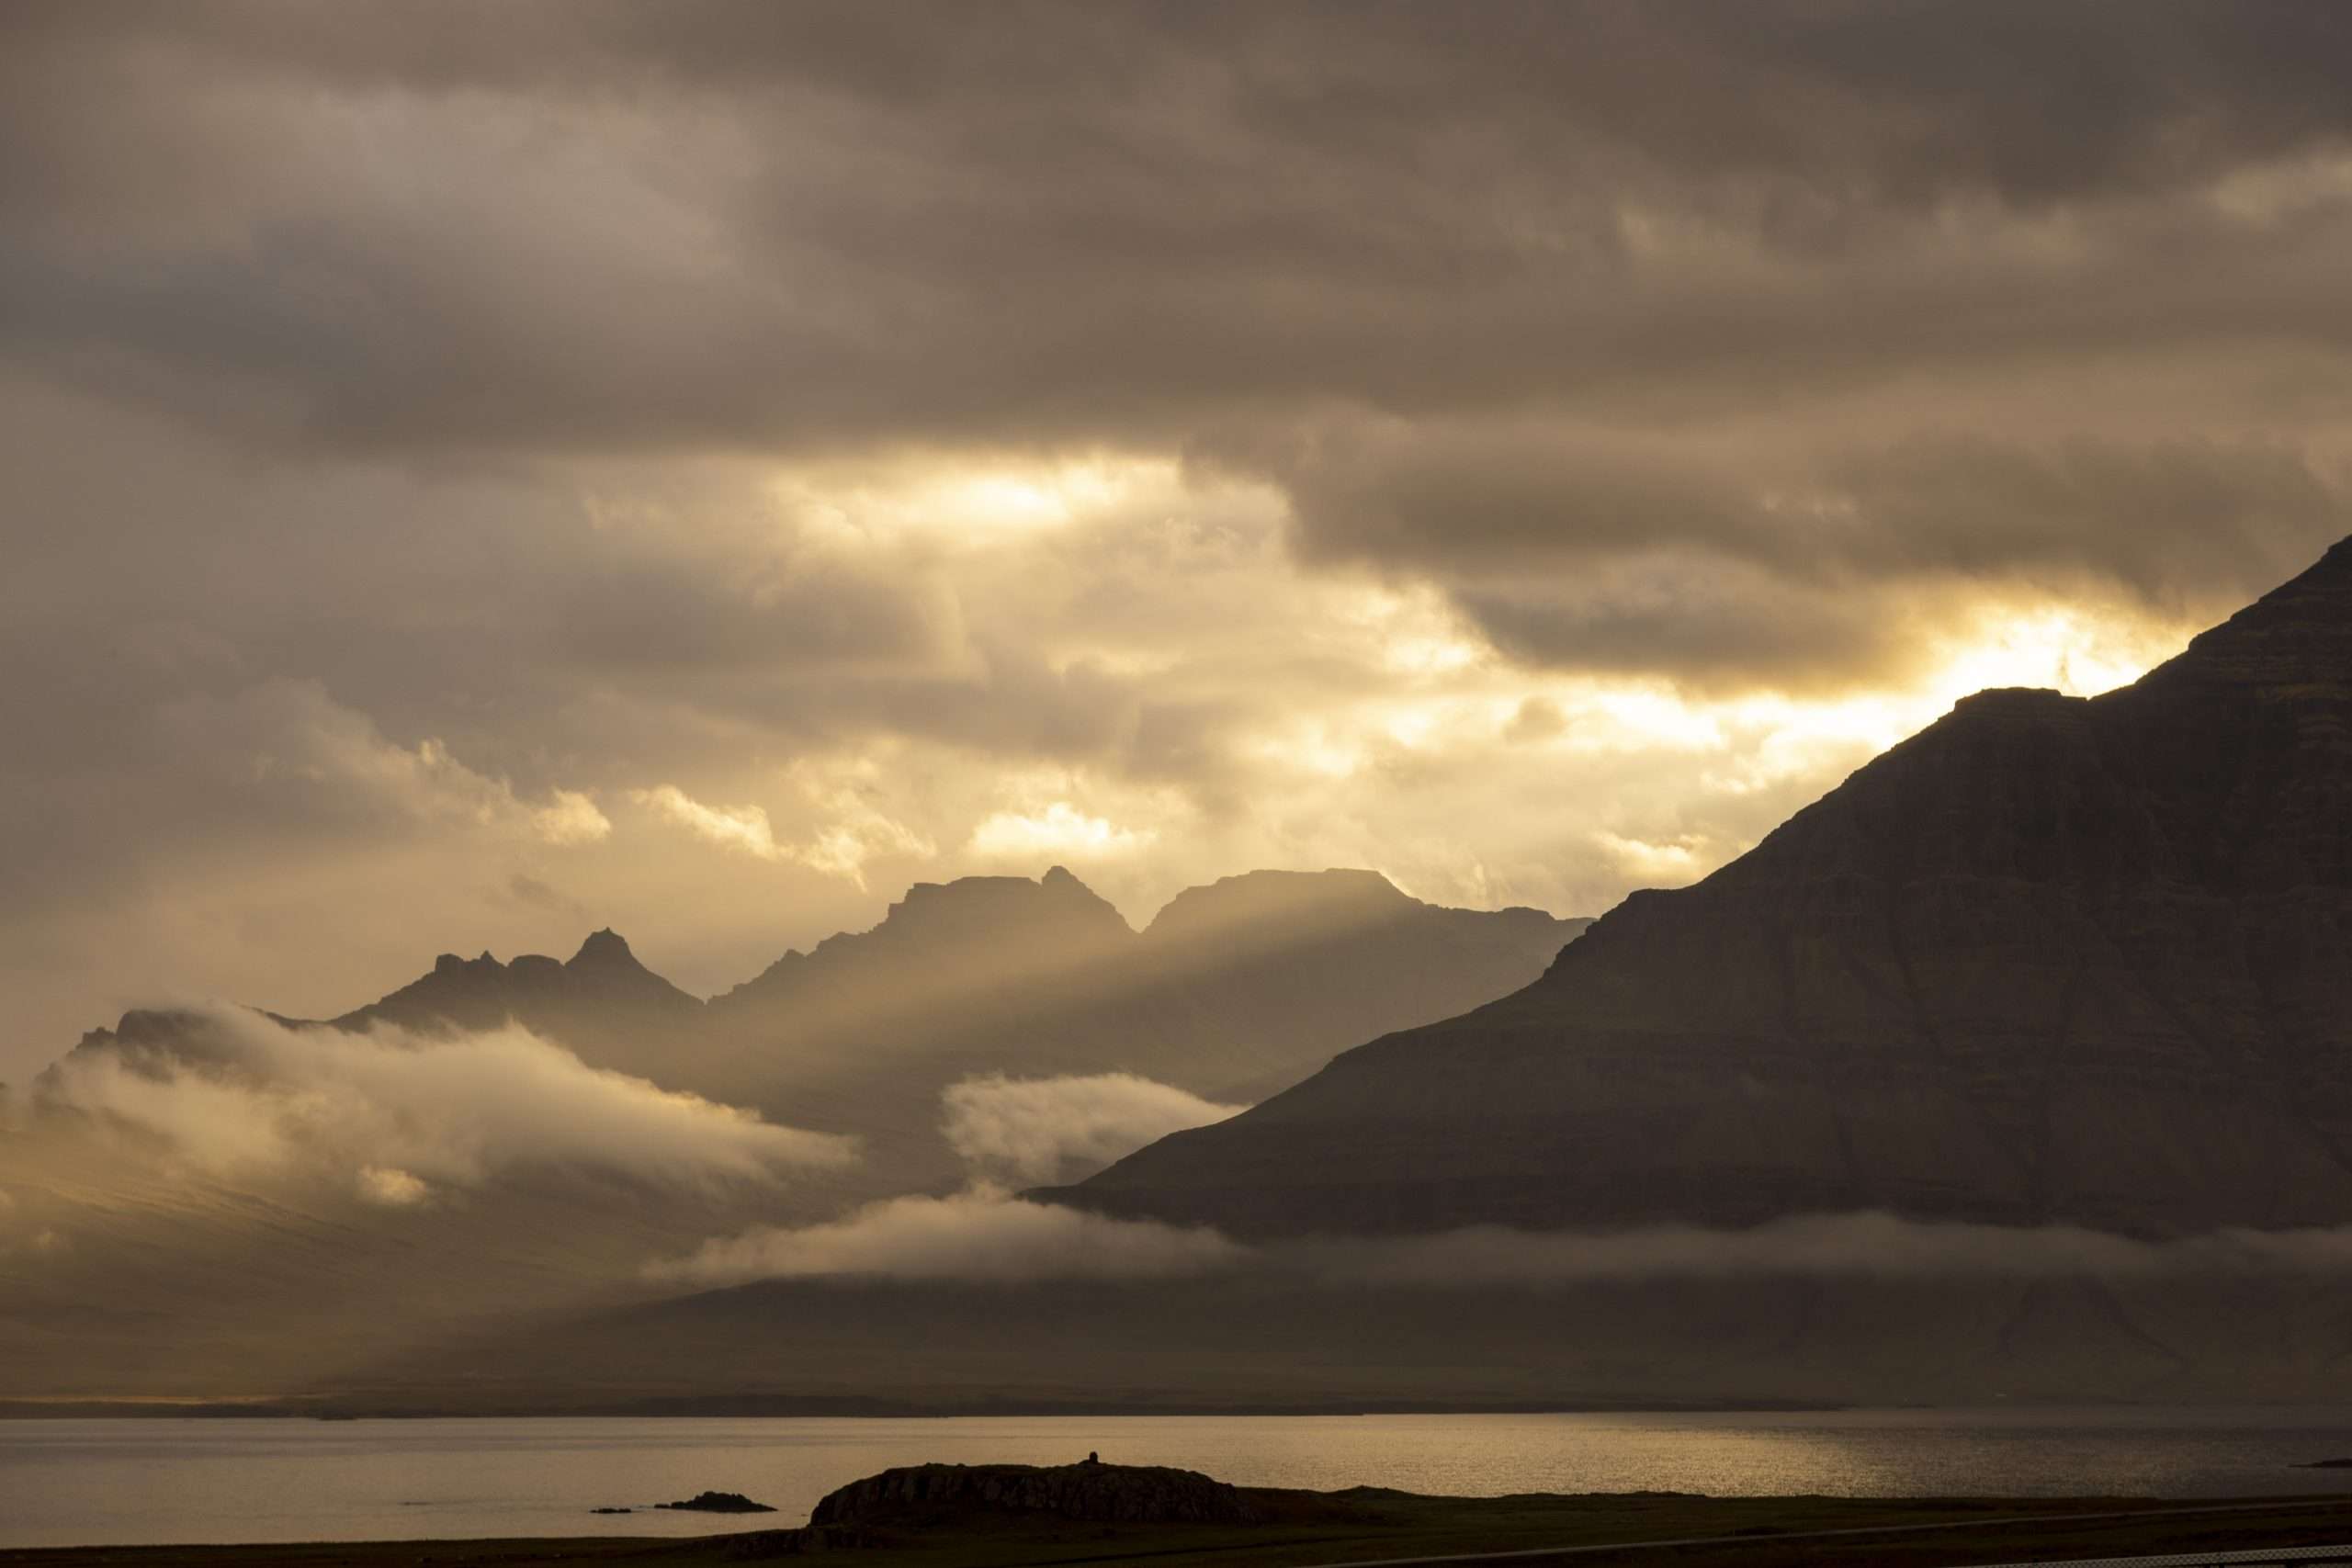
xmin=5 ymin=1 xmax=2351 ymax=1081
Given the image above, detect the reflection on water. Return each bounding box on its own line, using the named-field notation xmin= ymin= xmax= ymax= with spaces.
xmin=6 ymin=1409 xmax=2352 ymax=1548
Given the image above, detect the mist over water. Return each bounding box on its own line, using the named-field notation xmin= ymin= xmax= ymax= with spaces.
xmin=10 ymin=1411 xmax=2352 ymax=1549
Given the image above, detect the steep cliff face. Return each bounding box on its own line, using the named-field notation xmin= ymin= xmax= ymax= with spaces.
xmin=1065 ymin=539 xmax=2352 ymax=1238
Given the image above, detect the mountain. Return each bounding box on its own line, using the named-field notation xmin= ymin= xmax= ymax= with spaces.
xmin=1135 ymin=868 xmax=1581 ymax=1103
xmin=191 ymin=863 xmax=1582 ymax=1194
xmin=1059 ymin=537 xmax=2352 ymax=1239
xmin=55 ymin=867 xmax=1581 ymax=1150
xmin=333 ymin=928 xmax=704 ymax=1082
xmin=693 ymin=867 xmax=1587 ymax=1174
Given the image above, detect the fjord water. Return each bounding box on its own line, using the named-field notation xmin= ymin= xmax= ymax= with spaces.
xmin=8 ymin=1411 xmax=2352 ymax=1548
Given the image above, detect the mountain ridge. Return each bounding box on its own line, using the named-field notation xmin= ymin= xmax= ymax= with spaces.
xmin=1057 ymin=536 xmax=2352 ymax=1239
xmin=52 ymin=865 xmax=1589 ymax=1200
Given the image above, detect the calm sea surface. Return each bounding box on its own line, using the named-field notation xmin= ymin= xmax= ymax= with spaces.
xmin=7 ymin=1410 xmax=2352 ymax=1548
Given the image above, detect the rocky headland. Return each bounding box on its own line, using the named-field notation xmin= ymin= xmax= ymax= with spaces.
xmin=808 ymin=1461 xmax=1261 ymax=1529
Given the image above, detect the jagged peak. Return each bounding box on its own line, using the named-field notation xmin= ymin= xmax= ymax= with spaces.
xmin=567 ymin=928 xmax=639 ymax=970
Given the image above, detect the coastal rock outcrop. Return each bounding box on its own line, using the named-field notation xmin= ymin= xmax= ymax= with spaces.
xmin=808 ymin=1461 xmax=1263 ymax=1528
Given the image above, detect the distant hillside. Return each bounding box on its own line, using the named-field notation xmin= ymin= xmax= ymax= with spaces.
xmin=57 ymin=865 xmax=1583 ymax=1192
xmin=1059 ymin=537 xmax=2352 ymax=1238
xmin=694 ymin=867 xmax=1586 ymax=1188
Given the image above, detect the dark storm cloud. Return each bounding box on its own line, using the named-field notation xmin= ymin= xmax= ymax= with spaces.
xmin=8 ymin=0 xmax=2352 ymax=672
xmin=1818 ymin=434 xmax=2352 ymax=602
xmin=21 ymin=3 xmax=2352 ymax=200
xmin=5 ymin=4 xmax=2351 ymax=440
xmin=1456 ymin=568 xmax=1919 ymax=692
xmin=1274 ymin=424 xmax=2350 ymax=587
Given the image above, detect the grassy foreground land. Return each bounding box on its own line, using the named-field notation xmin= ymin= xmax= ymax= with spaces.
xmin=10 ymin=1493 xmax=2352 ymax=1567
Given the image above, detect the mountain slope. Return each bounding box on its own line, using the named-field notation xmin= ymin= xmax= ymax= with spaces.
xmin=1061 ymin=538 xmax=2352 ymax=1238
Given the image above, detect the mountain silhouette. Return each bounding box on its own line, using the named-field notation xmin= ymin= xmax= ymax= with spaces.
xmin=673 ymin=865 xmax=1585 ymax=1189
xmin=1059 ymin=537 xmax=2352 ymax=1238
xmin=51 ymin=867 xmax=1586 ymax=1201
xmin=334 ymin=928 xmax=704 ymax=1076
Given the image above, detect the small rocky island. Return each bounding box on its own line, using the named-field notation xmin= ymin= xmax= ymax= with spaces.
xmin=655 ymin=1491 xmax=777 ymax=1514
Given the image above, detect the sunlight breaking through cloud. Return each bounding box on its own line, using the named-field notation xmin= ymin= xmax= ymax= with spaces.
xmin=967 ymin=803 xmax=1154 ymax=862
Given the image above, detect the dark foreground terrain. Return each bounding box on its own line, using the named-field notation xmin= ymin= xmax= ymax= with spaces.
xmin=11 ymin=1483 xmax=2352 ymax=1567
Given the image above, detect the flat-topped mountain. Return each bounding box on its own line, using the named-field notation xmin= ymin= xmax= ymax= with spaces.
xmin=1060 ymin=538 xmax=2352 ymax=1238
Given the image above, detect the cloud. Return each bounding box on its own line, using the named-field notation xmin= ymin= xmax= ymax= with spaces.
xmin=532 ymin=790 xmax=612 ymax=846
xmin=355 ymin=1165 xmax=431 ymax=1208
xmin=785 ymin=769 xmax=940 ymax=887
xmin=141 ymin=676 xmax=618 ymax=850
xmin=967 ymin=804 xmax=1154 ymax=863
xmin=631 ymin=780 xmax=934 ymax=887
xmin=1288 ymin=1214 xmax=2352 ymax=1286
xmin=38 ymin=1005 xmax=856 ymax=1198
xmin=655 ymin=1199 xmax=2352 ymax=1291
xmin=652 ymin=1070 xmax=1246 ymax=1281
xmin=649 ymin=1186 xmax=1243 ymax=1285
xmin=632 ymin=784 xmax=788 ymax=861
xmin=11 ymin=6 xmax=2352 ymax=463
xmin=943 ymin=1073 xmax=1245 ymax=1186
xmin=1264 ymin=417 xmax=2352 ymax=683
